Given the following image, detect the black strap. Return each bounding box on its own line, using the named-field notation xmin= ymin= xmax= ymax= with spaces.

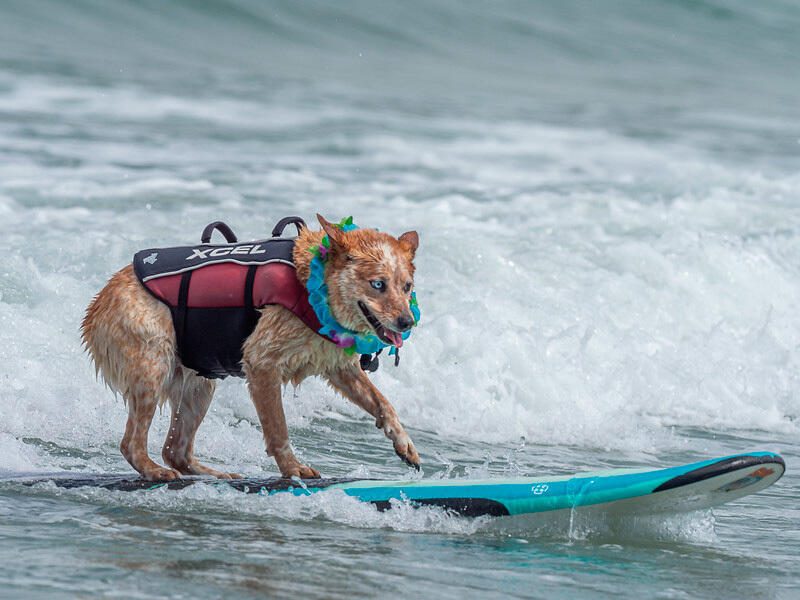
xmin=271 ymin=216 xmax=306 ymax=238
xmin=175 ymin=271 xmax=193 ymax=359
xmin=243 ymin=264 xmax=259 ymax=330
xmin=201 ymin=221 xmax=238 ymax=244
xmin=244 ymin=265 xmax=257 ymax=313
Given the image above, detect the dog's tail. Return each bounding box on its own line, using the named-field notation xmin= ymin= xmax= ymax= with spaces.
xmin=81 ymin=264 xmax=177 ymax=406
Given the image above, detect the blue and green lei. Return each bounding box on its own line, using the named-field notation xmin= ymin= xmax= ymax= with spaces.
xmin=306 ymin=216 xmax=420 ymax=356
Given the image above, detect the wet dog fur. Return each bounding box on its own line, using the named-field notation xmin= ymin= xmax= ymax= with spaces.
xmin=81 ymin=215 xmax=420 ymax=480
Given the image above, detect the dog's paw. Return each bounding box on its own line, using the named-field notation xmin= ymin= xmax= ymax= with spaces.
xmin=212 ymin=472 xmax=244 ymax=480
xmin=141 ymin=466 xmax=182 ymax=481
xmin=280 ymin=464 xmax=321 ymax=479
xmin=393 ymin=436 xmax=420 ymax=471
xmin=382 ymin=420 xmax=420 ymax=470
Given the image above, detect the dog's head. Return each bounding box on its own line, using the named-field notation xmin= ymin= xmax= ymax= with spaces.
xmin=317 ymin=214 xmax=418 ymax=347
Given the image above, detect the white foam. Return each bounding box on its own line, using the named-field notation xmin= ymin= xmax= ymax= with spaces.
xmin=22 ymin=482 xmax=487 ymax=536
xmin=0 ymin=71 xmax=797 ymax=490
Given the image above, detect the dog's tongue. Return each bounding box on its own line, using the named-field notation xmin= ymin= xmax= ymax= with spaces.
xmin=384 ymin=329 xmax=404 ymax=348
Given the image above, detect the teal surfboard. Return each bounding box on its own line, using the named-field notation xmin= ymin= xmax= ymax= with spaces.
xmin=5 ymin=452 xmax=784 ymax=518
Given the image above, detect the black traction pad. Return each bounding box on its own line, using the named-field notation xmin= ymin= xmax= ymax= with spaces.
xmin=10 ymin=473 xmax=510 ymax=516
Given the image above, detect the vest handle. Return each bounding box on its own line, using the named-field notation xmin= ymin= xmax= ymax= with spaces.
xmin=271 ymin=216 xmax=306 ymax=238
xmin=201 ymin=221 xmax=238 ymax=244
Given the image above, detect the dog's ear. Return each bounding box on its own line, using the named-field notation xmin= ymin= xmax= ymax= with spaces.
xmin=317 ymin=214 xmax=345 ymax=251
xmin=398 ymin=231 xmax=419 ymax=256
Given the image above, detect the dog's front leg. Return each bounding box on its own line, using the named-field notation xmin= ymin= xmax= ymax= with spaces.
xmin=246 ymin=364 xmax=320 ymax=479
xmin=327 ymin=366 xmax=420 ymax=469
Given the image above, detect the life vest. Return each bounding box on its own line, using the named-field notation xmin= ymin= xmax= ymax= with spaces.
xmin=133 ymin=217 xmax=322 ymax=379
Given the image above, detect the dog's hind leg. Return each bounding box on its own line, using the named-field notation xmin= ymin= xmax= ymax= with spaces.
xmin=84 ymin=264 xmax=183 ymax=480
xmin=162 ymin=373 xmax=241 ymax=479
xmin=116 ymin=341 xmax=187 ymax=481
xmin=121 ymin=389 xmax=181 ymax=481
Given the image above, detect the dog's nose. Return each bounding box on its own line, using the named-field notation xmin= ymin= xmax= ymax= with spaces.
xmin=395 ymin=315 xmax=414 ymax=332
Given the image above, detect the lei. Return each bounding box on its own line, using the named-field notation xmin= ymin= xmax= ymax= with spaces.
xmin=307 ymin=216 xmax=420 ymax=356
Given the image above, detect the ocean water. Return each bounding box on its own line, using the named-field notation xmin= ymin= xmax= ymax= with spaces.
xmin=1 ymin=1 xmax=799 ymax=598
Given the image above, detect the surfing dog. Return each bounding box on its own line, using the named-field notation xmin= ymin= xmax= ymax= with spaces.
xmin=81 ymin=215 xmax=420 ymax=480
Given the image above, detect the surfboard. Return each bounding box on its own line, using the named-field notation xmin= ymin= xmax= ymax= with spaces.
xmin=4 ymin=452 xmax=784 ymax=518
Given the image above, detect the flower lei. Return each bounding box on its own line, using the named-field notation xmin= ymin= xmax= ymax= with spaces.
xmin=307 ymin=216 xmax=420 ymax=356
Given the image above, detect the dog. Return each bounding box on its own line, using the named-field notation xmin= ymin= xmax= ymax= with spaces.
xmin=81 ymin=214 xmax=420 ymax=480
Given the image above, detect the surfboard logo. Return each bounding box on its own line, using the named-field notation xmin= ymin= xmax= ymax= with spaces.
xmin=142 ymin=252 xmax=158 ymax=265
xmin=712 ymin=467 xmax=775 ymax=493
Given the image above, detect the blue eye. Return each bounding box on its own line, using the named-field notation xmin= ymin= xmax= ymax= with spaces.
xmin=370 ymin=280 xmax=385 ymax=291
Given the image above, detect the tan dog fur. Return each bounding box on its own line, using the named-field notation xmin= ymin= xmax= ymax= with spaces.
xmin=81 ymin=215 xmax=420 ymax=480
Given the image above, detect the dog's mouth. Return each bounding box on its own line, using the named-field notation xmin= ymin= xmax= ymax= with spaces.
xmin=357 ymin=301 xmax=403 ymax=348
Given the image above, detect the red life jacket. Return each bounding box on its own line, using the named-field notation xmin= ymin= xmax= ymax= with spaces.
xmin=133 ymin=218 xmax=323 ymax=379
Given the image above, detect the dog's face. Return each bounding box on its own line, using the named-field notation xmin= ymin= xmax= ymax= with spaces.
xmin=318 ymin=214 xmax=418 ymax=347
